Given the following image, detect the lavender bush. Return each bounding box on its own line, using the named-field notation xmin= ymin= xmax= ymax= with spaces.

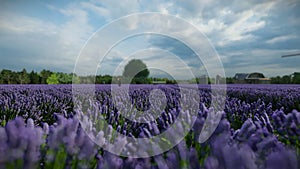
xmin=0 ymin=84 xmax=299 ymax=168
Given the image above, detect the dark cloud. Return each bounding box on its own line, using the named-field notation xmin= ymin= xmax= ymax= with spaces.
xmin=148 ymin=36 xmax=204 ymax=67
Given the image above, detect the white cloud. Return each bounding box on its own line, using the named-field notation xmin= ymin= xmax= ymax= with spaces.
xmin=82 ymin=0 xmax=177 ymax=21
xmin=0 ymin=3 xmax=95 ymax=72
xmin=215 ymin=2 xmax=273 ymax=46
xmin=266 ymin=35 xmax=297 ymax=44
xmin=83 ymin=0 xmax=140 ymax=21
xmin=0 ymin=0 xmax=299 ymax=77
xmin=58 ymin=5 xmax=94 ymax=51
xmin=81 ymin=2 xmax=111 ymax=19
xmin=0 ymin=12 xmax=59 ymax=35
xmin=171 ymin=1 xmax=277 ymax=47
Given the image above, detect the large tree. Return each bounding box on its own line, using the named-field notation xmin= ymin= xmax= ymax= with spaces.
xmin=123 ymin=59 xmax=149 ymax=84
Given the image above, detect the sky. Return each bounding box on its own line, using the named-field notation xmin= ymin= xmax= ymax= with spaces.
xmin=0 ymin=0 xmax=300 ymax=79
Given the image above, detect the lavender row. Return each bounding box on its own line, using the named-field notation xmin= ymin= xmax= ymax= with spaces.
xmin=0 ymin=106 xmax=298 ymax=168
xmin=0 ymin=85 xmax=74 ymax=126
xmin=0 ymin=84 xmax=299 ymax=168
xmin=1 ymin=84 xmax=299 ymax=125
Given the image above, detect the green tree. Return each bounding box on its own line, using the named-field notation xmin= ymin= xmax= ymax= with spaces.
xmin=281 ymin=75 xmax=291 ymax=84
xmin=29 ymin=71 xmax=40 ymax=84
xmin=79 ymin=75 xmax=95 ymax=84
xmin=226 ymin=77 xmax=234 ymax=84
xmin=57 ymin=73 xmax=72 ymax=84
xmin=71 ymin=73 xmax=81 ymax=84
xmin=96 ymin=75 xmax=103 ymax=84
xmin=0 ymin=69 xmax=14 ymax=84
xmin=293 ymin=73 xmax=300 ymax=84
xmin=40 ymin=69 xmax=52 ymax=84
xmin=102 ymin=75 xmax=112 ymax=84
xmin=271 ymin=76 xmax=281 ymax=84
xmin=123 ymin=59 xmax=149 ymax=84
xmin=17 ymin=68 xmax=30 ymax=84
xmin=46 ymin=73 xmax=59 ymax=84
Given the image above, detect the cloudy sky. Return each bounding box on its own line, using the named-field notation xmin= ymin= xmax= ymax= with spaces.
xmin=0 ymin=0 xmax=300 ymax=79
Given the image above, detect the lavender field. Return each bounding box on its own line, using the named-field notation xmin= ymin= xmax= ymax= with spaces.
xmin=0 ymin=84 xmax=299 ymax=169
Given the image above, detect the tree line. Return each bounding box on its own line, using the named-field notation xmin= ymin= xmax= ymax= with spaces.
xmin=270 ymin=73 xmax=300 ymax=84
xmin=0 ymin=68 xmax=176 ymax=85
xmin=0 ymin=68 xmax=299 ymax=84
xmin=0 ymin=69 xmax=114 ymax=84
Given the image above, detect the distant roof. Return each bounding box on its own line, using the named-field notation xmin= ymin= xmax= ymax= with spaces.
xmin=246 ymin=72 xmax=265 ymax=79
xmin=234 ymin=73 xmax=249 ymax=80
xmin=234 ymin=72 xmax=269 ymax=80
